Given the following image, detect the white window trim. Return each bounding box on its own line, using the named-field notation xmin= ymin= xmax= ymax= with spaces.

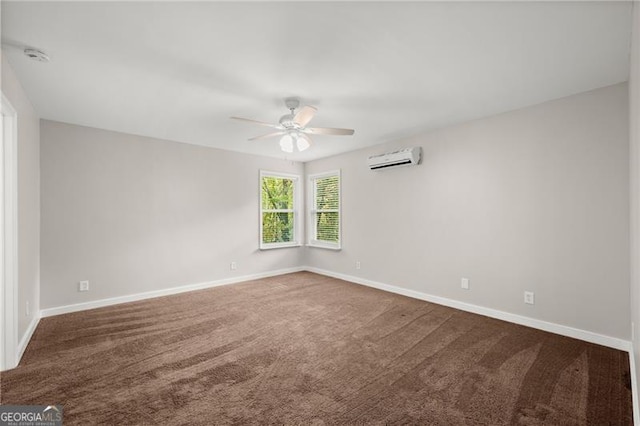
xmin=308 ymin=169 xmax=341 ymax=250
xmin=259 ymin=170 xmax=302 ymax=250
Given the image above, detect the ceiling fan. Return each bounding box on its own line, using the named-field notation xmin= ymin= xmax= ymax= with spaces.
xmin=231 ymin=98 xmax=355 ymax=153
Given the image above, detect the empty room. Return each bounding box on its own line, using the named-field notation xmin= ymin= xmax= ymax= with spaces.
xmin=1 ymin=1 xmax=640 ymax=425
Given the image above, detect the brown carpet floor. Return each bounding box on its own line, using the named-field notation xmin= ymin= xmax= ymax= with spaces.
xmin=0 ymin=272 xmax=632 ymax=425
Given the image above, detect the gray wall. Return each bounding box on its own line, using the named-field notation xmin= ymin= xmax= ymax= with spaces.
xmin=305 ymin=83 xmax=630 ymax=340
xmin=2 ymin=54 xmax=40 ymax=340
xmin=629 ymin=1 xmax=640 ymax=410
xmin=40 ymin=121 xmax=304 ymax=309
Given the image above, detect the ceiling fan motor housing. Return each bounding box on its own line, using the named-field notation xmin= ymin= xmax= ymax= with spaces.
xmin=279 ymin=114 xmax=301 ymax=129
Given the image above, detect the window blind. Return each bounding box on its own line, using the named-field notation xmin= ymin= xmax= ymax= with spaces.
xmin=310 ymin=171 xmax=340 ymax=249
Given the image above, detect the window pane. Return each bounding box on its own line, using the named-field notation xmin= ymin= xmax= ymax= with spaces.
xmin=262 ymin=177 xmax=294 ymax=210
xmin=312 ymin=173 xmax=340 ymax=245
xmin=316 ymin=211 xmax=339 ymax=242
xmin=315 ymin=176 xmax=339 ymax=210
xmin=262 ymin=212 xmax=294 ymax=244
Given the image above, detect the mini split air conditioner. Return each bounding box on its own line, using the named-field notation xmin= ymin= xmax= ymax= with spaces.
xmin=367 ymin=147 xmax=422 ymax=170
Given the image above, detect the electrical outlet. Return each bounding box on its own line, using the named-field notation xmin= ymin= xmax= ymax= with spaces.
xmin=79 ymin=280 xmax=89 ymax=292
xmin=26 ymin=301 xmax=30 ymax=316
xmin=230 ymin=262 xmax=237 ymax=270
xmin=461 ymin=278 xmax=470 ymax=290
xmin=356 ymin=261 xmax=361 ymax=270
xmin=524 ymin=291 xmax=535 ymax=305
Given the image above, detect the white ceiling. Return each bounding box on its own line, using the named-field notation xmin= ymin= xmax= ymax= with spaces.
xmin=1 ymin=1 xmax=632 ymax=161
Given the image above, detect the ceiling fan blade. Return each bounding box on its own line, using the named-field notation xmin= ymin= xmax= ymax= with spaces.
xmin=230 ymin=116 xmax=281 ymax=129
xmin=248 ymin=131 xmax=285 ymax=141
xmin=303 ymin=127 xmax=355 ymax=136
xmin=293 ymin=106 xmax=317 ymax=127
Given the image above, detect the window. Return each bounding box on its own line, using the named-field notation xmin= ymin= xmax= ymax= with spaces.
xmin=260 ymin=171 xmax=301 ymax=249
xmin=309 ymin=170 xmax=341 ymax=250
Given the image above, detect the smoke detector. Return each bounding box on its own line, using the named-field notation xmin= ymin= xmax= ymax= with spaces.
xmin=23 ymin=48 xmax=50 ymax=63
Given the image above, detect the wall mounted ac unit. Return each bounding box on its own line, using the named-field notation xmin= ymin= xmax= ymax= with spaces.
xmin=367 ymin=147 xmax=422 ymax=170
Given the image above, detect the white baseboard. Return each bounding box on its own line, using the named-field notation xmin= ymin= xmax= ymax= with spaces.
xmin=17 ymin=312 xmax=41 ymax=364
xmin=40 ymin=267 xmax=305 ymax=318
xmin=305 ymin=266 xmax=632 ymax=352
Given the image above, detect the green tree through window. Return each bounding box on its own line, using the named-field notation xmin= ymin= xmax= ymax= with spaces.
xmin=260 ymin=173 xmax=298 ymax=247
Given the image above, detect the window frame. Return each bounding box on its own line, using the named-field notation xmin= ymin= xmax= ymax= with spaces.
xmin=308 ymin=169 xmax=342 ymax=250
xmin=259 ymin=170 xmax=302 ymax=250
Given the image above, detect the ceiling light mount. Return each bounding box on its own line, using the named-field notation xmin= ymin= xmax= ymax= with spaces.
xmin=23 ymin=48 xmax=50 ymax=63
xmin=284 ymin=97 xmax=300 ymax=111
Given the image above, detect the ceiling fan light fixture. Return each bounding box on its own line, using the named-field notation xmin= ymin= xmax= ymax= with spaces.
xmin=296 ymin=136 xmax=310 ymax=152
xmin=279 ymin=134 xmax=294 ymax=153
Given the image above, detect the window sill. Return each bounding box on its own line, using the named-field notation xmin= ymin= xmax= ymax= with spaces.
xmin=307 ymin=242 xmax=341 ymax=251
xmin=259 ymin=243 xmax=302 ymax=251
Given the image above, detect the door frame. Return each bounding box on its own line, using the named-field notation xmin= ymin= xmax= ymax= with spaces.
xmin=1 ymin=92 xmax=19 ymax=371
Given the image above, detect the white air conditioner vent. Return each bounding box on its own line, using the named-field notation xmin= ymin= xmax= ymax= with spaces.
xmin=367 ymin=147 xmax=422 ymax=170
